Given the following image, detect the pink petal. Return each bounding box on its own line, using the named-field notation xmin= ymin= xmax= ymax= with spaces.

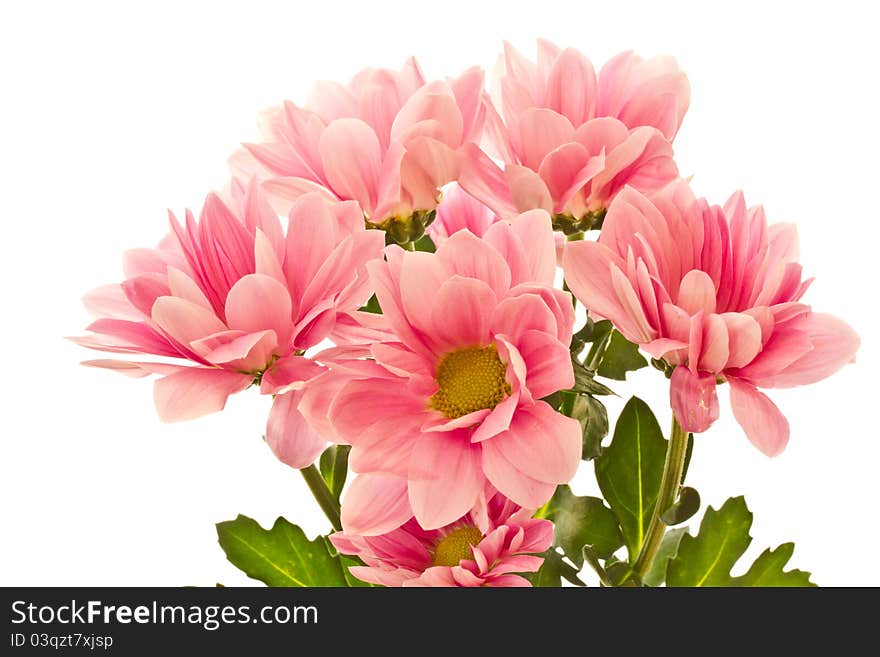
xmin=515 ymin=329 xmax=575 ymax=398
xmin=341 ymin=474 xmax=414 ymax=536
xmin=491 ymin=294 xmax=557 ymax=344
xmin=260 ymin=354 xmax=325 ymax=395
xmin=677 ymin=269 xmax=717 ymax=315
xmin=485 ymin=209 xmax=556 ymax=286
xmin=153 ymin=368 xmax=251 ymax=422
xmin=319 ymin=118 xmax=381 ymax=212
xmin=481 ymin=438 xmax=556 ymax=509
xmin=720 ymin=312 xmax=763 ymax=369
xmin=728 ymin=378 xmax=790 ymax=456
xmin=471 ymin=393 xmax=520 ymax=443
xmin=669 ymin=366 xmax=719 ymax=433
xmin=408 ymin=433 xmax=482 ymax=530
xmin=699 ymin=313 xmax=730 ymax=373
xmin=458 ymin=143 xmax=519 ymax=218
xmin=544 ymin=47 xmax=597 ymax=126
xmin=771 ymin=313 xmax=860 ymax=388
xmin=265 ymin=391 xmax=326 ymax=468
xmin=487 ymin=402 xmax=581 ymax=484
xmin=513 ymin=108 xmax=575 ymax=171
xmin=437 ymin=228 xmax=513 ymax=299
xmin=224 ymin=273 xmax=293 ymax=346
xmin=151 ymin=296 xmax=227 ymax=349
xmin=505 ymin=164 xmax=553 ymax=214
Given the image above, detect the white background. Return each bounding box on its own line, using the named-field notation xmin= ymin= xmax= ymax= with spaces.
xmin=1 ymin=0 xmax=878 ymax=586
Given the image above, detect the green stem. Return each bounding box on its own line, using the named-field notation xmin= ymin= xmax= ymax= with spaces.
xmin=630 ymin=416 xmax=690 ymax=582
xmin=402 ymin=240 xmax=417 ymax=251
xmin=300 ymin=464 xmax=342 ymax=532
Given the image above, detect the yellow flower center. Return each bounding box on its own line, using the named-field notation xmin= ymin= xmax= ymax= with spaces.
xmin=432 ymin=526 xmax=484 ymax=567
xmin=429 ymin=345 xmax=511 ymax=419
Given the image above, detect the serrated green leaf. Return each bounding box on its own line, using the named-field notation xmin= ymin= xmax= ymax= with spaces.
xmin=597 ymin=330 xmax=648 ymax=380
xmin=666 ymin=497 xmax=816 ymax=587
xmin=526 ymin=550 xmax=584 ymax=587
xmin=217 ymin=515 xmax=347 ymax=587
xmin=542 ymin=485 xmax=623 ymax=564
xmin=642 ymin=527 xmax=688 ymax=587
xmin=595 ymin=397 xmax=667 ymax=561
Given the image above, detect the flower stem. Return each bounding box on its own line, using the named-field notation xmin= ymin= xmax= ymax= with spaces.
xmin=630 ymin=416 xmax=690 ymax=582
xmin=300 ymin=464 xmax=342 ymax=532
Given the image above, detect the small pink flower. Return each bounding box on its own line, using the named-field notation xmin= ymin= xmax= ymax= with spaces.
xmin=74 ymin=181 xmax=385 ymax=467
xmin=230 ymin=58 xmax=487 ymax=240
xmin=428 ymin=183 xmax=501 ymax=244
xmin=563 ymin=182 xmax=860 ymax=456
xmin=301 ymin=211 xmax=581 ymax=529
xmin=330 ymin=477 xmax=553 ymax=587
xmin=459 ymin=40 xmax=684 ymax=231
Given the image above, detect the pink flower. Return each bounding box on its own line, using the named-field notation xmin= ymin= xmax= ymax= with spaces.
xmin=428 ymin=183 xmax=501 ymax=244
xmin=330 ymin=477 xmax=553 ymax=587
xmin=301 ymin=211 xmax=581 ymax=529
xmin=459 ymin=40 xmax=684 ymax=232
xmin=73 ymin=180 xmax=385 ymax=467
xmin=563 ymin=183 xmax=860 ymax=456
xmin=230 ymin=58 xmax=487 ymax=243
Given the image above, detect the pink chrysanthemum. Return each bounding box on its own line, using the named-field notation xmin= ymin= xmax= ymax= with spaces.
xmin=230 ymin=58 xmax=487 ymax=242
xmin=73 ymin=181 xmax=384 ymax=467
xmin=460 ymin=40 xmax=685 ymax=232
xmin=301 ymin=211 xmax=581 ymax=529
xmin=330 ymin=476 xmax=553 ymax=587
xmin=563 ymin=183 xmax=860 ymax=455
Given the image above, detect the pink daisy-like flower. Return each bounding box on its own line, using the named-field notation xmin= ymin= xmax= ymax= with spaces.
xmin=330 ymin=476 xmax=553 ymax=587
xmin=230 ymin=58 xmax=487 ymax=243
xmin=460 ymin=40 xmax=685 ymax=233
xmin=301 ymin=210 xmax=581 ymax=529
xmin=563 ymin=182 xmax=860 ymax=456
xmin=73 ymin=181 xmax=384 ymax=467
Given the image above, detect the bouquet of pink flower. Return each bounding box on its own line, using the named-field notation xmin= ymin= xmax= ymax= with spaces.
xmin=73 ymin=40 xmax=859 ymax=587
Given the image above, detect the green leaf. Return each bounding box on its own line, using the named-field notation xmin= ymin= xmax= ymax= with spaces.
xmin=584 ymin=320 xmax=613 ymax=369
xmin=318 ymin=445 xmax=349 ymax=501
xmin=216 ymin=515 xmax=347 ymax=587
xmin=666 ymin=497 xmax=816 ymax=587
xmin=413 ymin=234 xmax=436 ymax=252
xmin=542 ymin=485 xmax=623 ymax=564
xmin=559 ymin=391 xmax=609 ymax=460
xmin=660 ymin=486 xmax=701 ymax=526
xmin=594 ymin=397 xmax=667 ymax=561
xmin=596 ymin=330 xmax=648 ymax=380
xmin=526 ymin=550 xmax=584 ymax=587
xmin=642 ymin=527 xmax=688 ymax=587
xmin=571 ymin=359 xmax=616 ymax=395
xmin=358 ymin=294 xmax=382 ymax=314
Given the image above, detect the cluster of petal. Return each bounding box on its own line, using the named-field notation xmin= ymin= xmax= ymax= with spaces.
xmin=301 ymin=211 xmax=581 ymax=529
xmin=563 ymin=183 xmax=860 ymax=455
xmin=331 ymin=478 xmax=552 ymax=587
xmin=74 ymin=181 xmax=384 ymax=467
xmin=460 ymin=40 xmax=686 ymax=222
xmin=231 ymin=58 xmax=487 ymax=226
